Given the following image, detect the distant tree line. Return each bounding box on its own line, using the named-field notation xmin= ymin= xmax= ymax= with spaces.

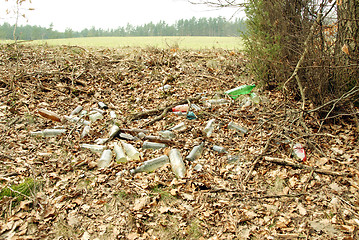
xmin=0 ymin=17 xmax=246 ymax=40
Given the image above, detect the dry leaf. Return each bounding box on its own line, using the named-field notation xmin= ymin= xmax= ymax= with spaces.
xmin=133 ymin=196 xmax=150 ymax=211
xmin=342 ymin=44 xmax=349 ymax=55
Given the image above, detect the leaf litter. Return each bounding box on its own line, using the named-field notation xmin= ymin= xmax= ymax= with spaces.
xmin=0 ymin=44 xmax=358 ymax=239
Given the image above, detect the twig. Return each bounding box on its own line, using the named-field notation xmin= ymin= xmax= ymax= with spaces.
xmin=243 ymin=135 xmax=273 ymax=183
xmin=263 ymin=156 xmax=351 ymax=177
xmin=140 ymin=107 xmax=171 ymax=128
xmin=130 ymin=95 xmax=201 ymax=121
xmin=283 ymin=13 xmax=322 ymax=91
xmin=7 ymin=186 xmax=34 ymax=201
xmin=317 ymin=86 xmax=359 ymax=132
xmin=0 ymin=154 xmax=14 ymax=161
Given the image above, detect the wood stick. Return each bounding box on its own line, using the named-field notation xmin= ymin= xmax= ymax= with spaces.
xmin=263 ymin=156 xmax=351 ymax=177
xmin=130 ymin=95 xmax=201 ymax=121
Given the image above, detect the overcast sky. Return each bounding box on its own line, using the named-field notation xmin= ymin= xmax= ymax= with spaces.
xmin=1 ymin=0 xmax=244 ymax=32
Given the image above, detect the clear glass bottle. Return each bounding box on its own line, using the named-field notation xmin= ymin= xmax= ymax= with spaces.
xmin=205 ymin=99 xmax=229 ymax=107
xmin=203 ymin=119 xmax=216 ymax=137
xmin=64 ymin=115 xmax=90 ymax=126
xmin=121 ymin=141 xmax=140 ymax=160
xmin=130 ymin=155 xmax=169 ymax=174
xmin=109 ymin=111 xmax=117 ymax=119
xmin=70 ymin=106 xmax=83 ymax=116
xmin=142 ymin=141 xmax=167 ymax=149
xmin=98 ymin=149 xmax=112 ymax=168
xmin=80 ymin=144 xmax=106 ymax=153
xmin=169 ymin=149 xmax=186 ymax=178
xmin=212 ymin=145 xmax=228 ymax=153
xmin=186 ymin=142 xmax=204 ymax=161
xmin=170 ymin=122 xmax=187 ymax=132
xmin=108 ymin=125 xmax=120 ymax=139
xmin=81 ymin=125 xmax=91 ymax=138
xmin=89 ymin=111 xmax=103 ymax=122
xmin=114 ymin=142 xmax=127 ymax=163
xmin=158 ymin=130 xmax=175 ymax=140
xmin=227 ymin=121 xmax=248 ymax=134
xmin=30 ymin=129 xmax=66 ymax=137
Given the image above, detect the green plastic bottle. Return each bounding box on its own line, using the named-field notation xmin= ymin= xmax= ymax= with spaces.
xmin=225 ymin=84 xmax=256 ymax=100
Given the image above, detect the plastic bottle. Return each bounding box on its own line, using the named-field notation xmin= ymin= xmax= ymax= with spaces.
xmin=130 ymin=155 xmax=169 ymax=174
xmin=38 ymin=108 xmax=62 ymax=122
xmin=203 ymin=119 xmax=216 ymax=137
xmin=98 ymin=149 xmax=112 ymax=168
xmin=186 ymin=142 xmax=204 ymax=161
xmin=227 ymin=121 xmax=248 ymax=134
xmin=170 ymin=122 xmax=187 ymax=132
xmin=70 ymin=106 xmax=83 ymax=116
xmin=142 ymin=141 xmax=167 ymax=149
xmin=172 ymin=104 xmax=189 ymax=113
xmin=225 ymin=84 xmax=256 ymax=100
xmin=159 ymin=130 xmax=175 ymax=139
xmin=169 ymin=149 xmax=186 ymax=178
xmin=121 ymin=141 xmax=140 ymax=160
xmin=114 ymin=142 xmax=127 ymax=163
xmin=80 ymin=144 xmax=106 ymax=153
xmin=212 ymin=145 xmax=228 ymax=153
xmin=30 ymin=129 xmax=66 ymax=137
xmin=81 ymin=125 xmax=91 ymax=138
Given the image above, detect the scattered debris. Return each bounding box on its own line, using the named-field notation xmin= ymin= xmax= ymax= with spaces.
xmin=0 ymin=45 xmax=357 ymax=239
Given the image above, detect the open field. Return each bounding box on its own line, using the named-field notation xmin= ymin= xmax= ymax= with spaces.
xmin=2 ymin=36 xmax=244 ymax=49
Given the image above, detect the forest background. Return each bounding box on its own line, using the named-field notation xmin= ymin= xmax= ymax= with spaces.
xmin=0 ymin=16 xmax=246 ymax=40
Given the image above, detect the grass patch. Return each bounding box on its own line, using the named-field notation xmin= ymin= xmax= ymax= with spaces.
xmin=0 ymin=178 xmax=41 ymax=202
xmin=151 ymin=185 xmax=176 ymax=202
xmin=187 ymin=219 xmax=204 ymax=239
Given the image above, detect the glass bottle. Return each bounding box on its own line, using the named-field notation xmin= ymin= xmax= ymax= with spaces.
xmin=169 ymin=149 xmax=186 ymax=178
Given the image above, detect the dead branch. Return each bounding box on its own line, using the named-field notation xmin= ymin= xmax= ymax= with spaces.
xmin=263 ymin=156 xmax=351 ymax=177
xmin=243 ymin=135 xmax=273 ymax=183
xmin=130 ymin=95 xmax=201 ymax=121
xmin=283 ymin=13 xmax=322 ymax=107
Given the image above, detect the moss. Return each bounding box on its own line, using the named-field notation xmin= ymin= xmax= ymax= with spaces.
xmin=0 ymin=178 xmax=41 ymax=202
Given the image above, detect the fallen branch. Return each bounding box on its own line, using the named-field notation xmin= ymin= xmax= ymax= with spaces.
xmin=263 ymin=156 xmax=351 ymax=177
xmin=243 ymin=135 xmax=273 ymax=184
xmin=130 ymin=95 xmax=201 ymax=123
xmin=140 ymin=107 xmax=171 ymax=128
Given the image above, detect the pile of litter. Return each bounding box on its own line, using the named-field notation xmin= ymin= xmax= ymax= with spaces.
xmin=0 ymin=44 xmax=358 ymax=240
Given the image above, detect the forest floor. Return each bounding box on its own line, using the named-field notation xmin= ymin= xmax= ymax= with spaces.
xmin=0 ymin=44 xmax=358 ymax=240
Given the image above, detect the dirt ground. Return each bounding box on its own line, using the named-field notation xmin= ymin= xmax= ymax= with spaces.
xmin=0 ymin=44 xmax=358 ymax=240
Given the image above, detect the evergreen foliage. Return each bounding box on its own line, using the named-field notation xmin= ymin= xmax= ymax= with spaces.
xmin=0 ymin=17 xmax=246 ymax=40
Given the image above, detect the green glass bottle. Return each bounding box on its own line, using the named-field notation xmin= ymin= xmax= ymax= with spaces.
xmin=225 ymin=84 xmax=256 ymax=100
